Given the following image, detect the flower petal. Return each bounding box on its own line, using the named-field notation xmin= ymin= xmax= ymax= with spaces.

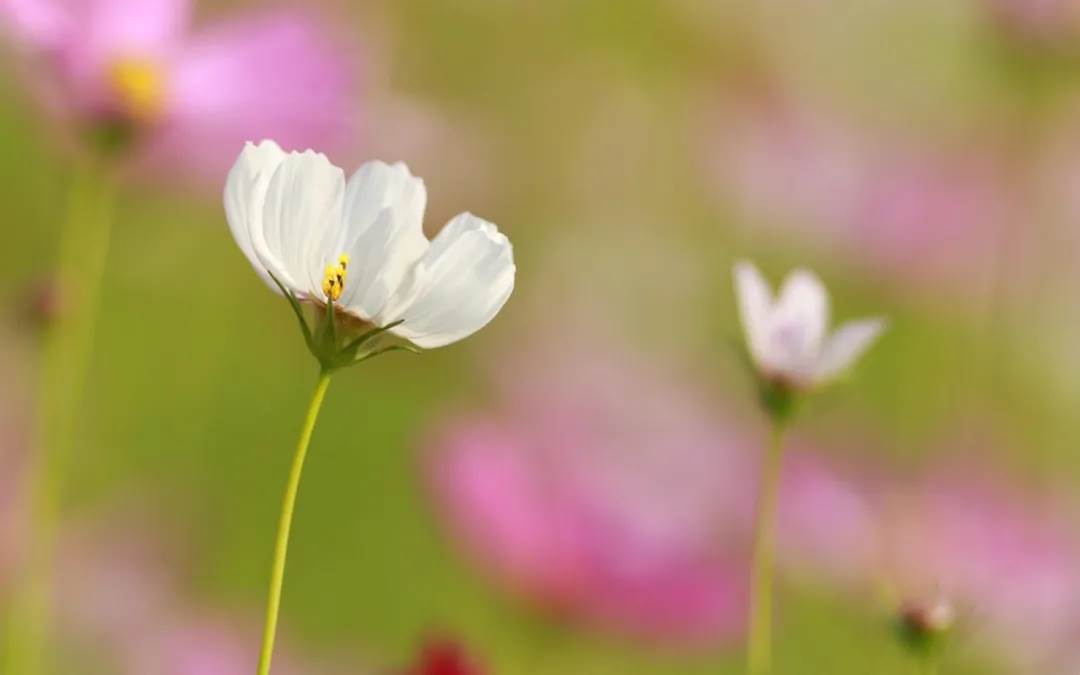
xmin=158 ymin=8 xmax=357 ymax=179
xmin=80 ymin=0 xmax=188 ymax=59
xmin=814 ymin=318 xmax=886 ymax=382
xmin=732 ymin=260 xmax=773 ymax=368
xmin=767 ymin=268 xmax=829 ymax=379
xmin=337 ymin=161 xmax=428 ymax=321
xmin=256 ymin=149 xmax=345 ymax=297
xmin=0 ymin=0 xmax=72 ymax=50
xmin=223 ymin=140 xmax=287 ymax=290
xmin=384 ymin=213 xmax=515 ymax=349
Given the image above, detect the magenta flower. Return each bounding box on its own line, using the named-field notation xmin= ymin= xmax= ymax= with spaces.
xmin=979 ymin=0 xmax=1080 ymax=42
xmin=774 ymin=450 xmax=879 ymax=586
xmin=426 ymin=342 xmax=752 ymax=643
xmin=1 ymin=0 xmax=359 ymax=179
xmin=879 ymin=464 xmax=1080 ymax=671
xmin=53 ymin=519 xmax=349 ymax=675
xmin=709 ymin=98 xmax=1007 ymax=293
xmin=773 ymin=449 xmax=1080 ymax=672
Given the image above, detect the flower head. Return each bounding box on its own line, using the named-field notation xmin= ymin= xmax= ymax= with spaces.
xmin=1 ymin=0 xmax=358 ymax=177
xmin=710 ymin=99 xmax=1007 ymax=294
xmin=225 ymin=141 xmax=515 ymax=359
xmin=426 ymin=337 xmax=750 ymax=642
xmin=733 ymin=260 xmax=885 ymax=392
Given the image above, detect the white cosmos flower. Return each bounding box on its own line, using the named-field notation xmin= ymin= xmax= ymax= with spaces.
xmin=225 ymin=140 xmax=515 ymax=349
xmin=733 ymin=260 xmax=885 ymax=389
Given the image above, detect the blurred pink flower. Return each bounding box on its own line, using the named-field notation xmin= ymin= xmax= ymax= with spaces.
xmin=426 ymin=342 xmax=753 ymax=643
xmin=774 ymin=448 xmax=1080 ymax=672
xmin=879 ymin=464 xmax=1080 ymax=671
xmin=710 ymin=98 xmax=1009 ymax=293
xmin=54 ymin=518 xmax=354 ymax=674
xmin=979 ymin=0 xmax=1080 ymax=42
xmin=1 ymin=0 xmax=359 ymax=180
xmin=774 ymin=451 xmax=879 ymax=586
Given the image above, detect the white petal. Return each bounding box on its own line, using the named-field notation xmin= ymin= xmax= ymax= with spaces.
xmin=766 ymin=268 xmax=830 ymax=378
xmin=733 ymin=260 xmax=773 ymax=367
xmin=383 ymin=213 xmax=515 ymax=348
xmin=337 ymin=161 xmax=429 ymax=321
xmin=256 ymin=149 xmax=346 ymax=298
xmin=223 ymin=140 xmax=287 ymax=290
xmin=814 ymin=318 xmax=886 ymax=382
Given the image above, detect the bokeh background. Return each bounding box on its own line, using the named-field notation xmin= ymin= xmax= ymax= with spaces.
xmin=2 ymin=0 xmax=1080 ymax=673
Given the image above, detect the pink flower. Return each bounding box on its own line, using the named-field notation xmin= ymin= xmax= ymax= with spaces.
xmin=426 ymin=341 xmax=752 ymax=643
xmin=979 ymin=0 xmax=1080 ymax=42
xmin=1 ymin=0 xmax=359 ymax=180
xmin=880 ymin=465 xmax=1080 ymax=671
xmin=775 ymin=449 xmax=1080 ymax=672
xmin=774 ymin=451 xmax=879 ymax=586
xmin=52 ymin=517 xmax=352 ymax=674
xmin=709 ymin=97 xmax=1008 ymax=293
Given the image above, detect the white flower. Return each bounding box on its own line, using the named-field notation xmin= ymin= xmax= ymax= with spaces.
xmin=224 ymin=140 xmax=515 ymax=349
xmin=733 ymin=260 xmax=885 ymax=389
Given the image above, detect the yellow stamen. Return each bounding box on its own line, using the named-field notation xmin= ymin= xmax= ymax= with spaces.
xmin=108 ymin=58 xmax=165 ymax=120
xmin=321 ymin=257 xmax=349 ymax=302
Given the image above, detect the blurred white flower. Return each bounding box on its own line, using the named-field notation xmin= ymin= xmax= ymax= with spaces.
xmin=225 ymin=140 xmax=515 ymax=349
xmin=733 ymin=260 xmax=885 ymax=390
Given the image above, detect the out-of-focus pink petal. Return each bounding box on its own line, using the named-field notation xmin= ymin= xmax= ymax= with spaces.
xmin=53 ymin=0 xmax=188 ymax=111
xmin=776 ymin=451 xmax=879 ymax=584
xmin=152 ymin=9 xmax=359 ymax=180
xmin=0 ymin=0 xmax=71 ymax=48
xmin=884 ymin=466 xmax=1080 ymax=670
xmin=430 ymin=420 xmax=595 ymax=602
xmin=981 ymin=0 xmax=1080 ymax=41
xmin=426 ymin=339 xmax=753 ymax=643
xmin=710 ymin=98 xmax=1008 ymax=294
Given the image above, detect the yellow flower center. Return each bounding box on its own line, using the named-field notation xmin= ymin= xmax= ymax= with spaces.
xmin=108 ymin=58 xmax=165 ymax=121
xmin=321 ymin=255 xmax=350 ymax=302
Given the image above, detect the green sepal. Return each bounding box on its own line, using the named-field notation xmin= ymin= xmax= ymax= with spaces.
xmin=270 ymin=274 xmax=315 ymax=354
xmin=270 ymin=281 xmax=421 ymax=371
xmin=729 ymin=333 xmax=800 ymax=426
xmin=354 ymin=343 xmax=421 ymax=363
xmin=893 ymin=610 xmax=950 ymax=663
xmin=338 ymin=320 xmax=405 ymax=361
xmin=758 ymin=377 xmax=798 ymax=426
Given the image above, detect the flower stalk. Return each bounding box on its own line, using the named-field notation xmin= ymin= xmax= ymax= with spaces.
xmin=731 ymin=261 xmax=884 ymax=675
xmin=256 ymin=370 xmax=332 ymax=675
xmin=746 ymin=417 xmax=788 ymax=675
xmin=6 ymin=159 xmax=116 ymax=675
xmin=225 ymin=141 xmax=515 ymax=674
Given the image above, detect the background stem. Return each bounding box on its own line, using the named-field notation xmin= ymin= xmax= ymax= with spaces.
xmin=5 ymin=160 xmax=116 ymax=675
xmin=256 ymin=371 xmax=333 ymax=675
xmin=746 ymin=423 xmax=787 ymax=675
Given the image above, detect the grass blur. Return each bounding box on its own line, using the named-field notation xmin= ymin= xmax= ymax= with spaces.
xmin=2 ymin=1 xmax=1079 ymax=673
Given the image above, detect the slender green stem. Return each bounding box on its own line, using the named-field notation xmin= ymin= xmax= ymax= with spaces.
xmin=256 ymin=372 xmax=333 ymax=675
xmin=746 ymin=423 xmax=787 ymax=675
xmin=5 ymin=161 xmax=116 ymax=675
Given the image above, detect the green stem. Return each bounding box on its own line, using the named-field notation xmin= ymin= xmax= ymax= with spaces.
xmin=746 ymin=423 xmax=787 ymax=675
xmin=256 ymin=371 xmax=333 ymax=675
xmin=6 ymin=160 xmax=116 ymax=675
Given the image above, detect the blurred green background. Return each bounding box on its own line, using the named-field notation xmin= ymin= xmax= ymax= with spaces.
xmin=4 ymin=1 xmax=1080 ymax=673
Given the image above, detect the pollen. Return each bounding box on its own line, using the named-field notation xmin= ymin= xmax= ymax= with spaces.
xmin=321 ymin=256 xmax=349 ymax=302
xmin=109 ymin=58 xmax=165 ymax=121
